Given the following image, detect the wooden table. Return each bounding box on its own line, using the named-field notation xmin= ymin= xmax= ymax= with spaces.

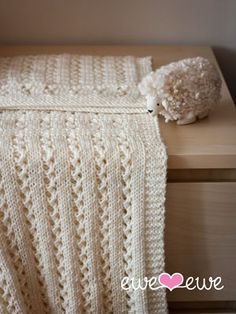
xmin=1 ymin=45 xmax=236 ymax=314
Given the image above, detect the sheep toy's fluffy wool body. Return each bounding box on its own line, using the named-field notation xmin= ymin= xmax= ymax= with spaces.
xmin=138 ymin=57 xmax=222 ymax=125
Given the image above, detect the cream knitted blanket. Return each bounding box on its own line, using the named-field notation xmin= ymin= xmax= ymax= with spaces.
xmin=0 ymin=55 xmax=167 ymax=314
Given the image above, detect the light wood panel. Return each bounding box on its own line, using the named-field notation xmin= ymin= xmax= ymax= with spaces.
xmin=169 ymin=301 xmax=236 ymax=313
xmin=165 ymin=182 xmax=236 ymax=302
xmin=0 ymin=45 xmax=235 ymax=170
xmin=170 ymin=311 xmax=235 ymax=314
xmin=168 ymin=169 xmax=236 ymax=182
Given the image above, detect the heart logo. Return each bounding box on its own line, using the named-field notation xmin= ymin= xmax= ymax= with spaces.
xmin=159 ymin=273 xmax=184 ymax=291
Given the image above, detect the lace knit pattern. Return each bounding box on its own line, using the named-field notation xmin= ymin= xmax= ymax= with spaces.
xmin=0 ymin=54 xmax=151 ymax=113
xmin=0 ymin=55 xmax=167 ymax=314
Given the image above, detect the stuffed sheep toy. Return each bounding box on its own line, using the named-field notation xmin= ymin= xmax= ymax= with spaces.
xmin=138 ymin=57 xmax=222 ymax=125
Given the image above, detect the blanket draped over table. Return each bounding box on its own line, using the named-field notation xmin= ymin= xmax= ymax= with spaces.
xmin=0 ymin=54 xmax=167 ymax=314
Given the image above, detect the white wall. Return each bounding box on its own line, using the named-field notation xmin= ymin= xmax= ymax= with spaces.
xmin=0 ymin=0 xmax=235 ymax=101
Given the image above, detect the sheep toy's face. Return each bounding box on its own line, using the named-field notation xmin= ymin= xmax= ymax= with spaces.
xmin=146 ymin=95 xmax=160 ymax=116
xmin=138 ymin=72 xmax=161 ymax=116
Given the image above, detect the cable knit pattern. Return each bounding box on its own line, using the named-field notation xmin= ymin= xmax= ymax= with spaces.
xmin=0 ymin=55 xmax=167 ymax=314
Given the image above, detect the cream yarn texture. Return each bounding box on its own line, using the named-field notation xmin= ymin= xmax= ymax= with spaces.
xmin=0 ymin=55 xmax=167 ymax=314
xmin=0 ymin=54 xmax=151 ymax=113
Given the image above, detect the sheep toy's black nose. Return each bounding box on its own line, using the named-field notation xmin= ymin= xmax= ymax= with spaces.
xmin=148 ymin=109 xmax=153 ymax=113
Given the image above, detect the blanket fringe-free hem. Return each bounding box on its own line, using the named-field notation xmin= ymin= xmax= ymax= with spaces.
xmin=0 ymin=54 xmax=167 ymax=314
